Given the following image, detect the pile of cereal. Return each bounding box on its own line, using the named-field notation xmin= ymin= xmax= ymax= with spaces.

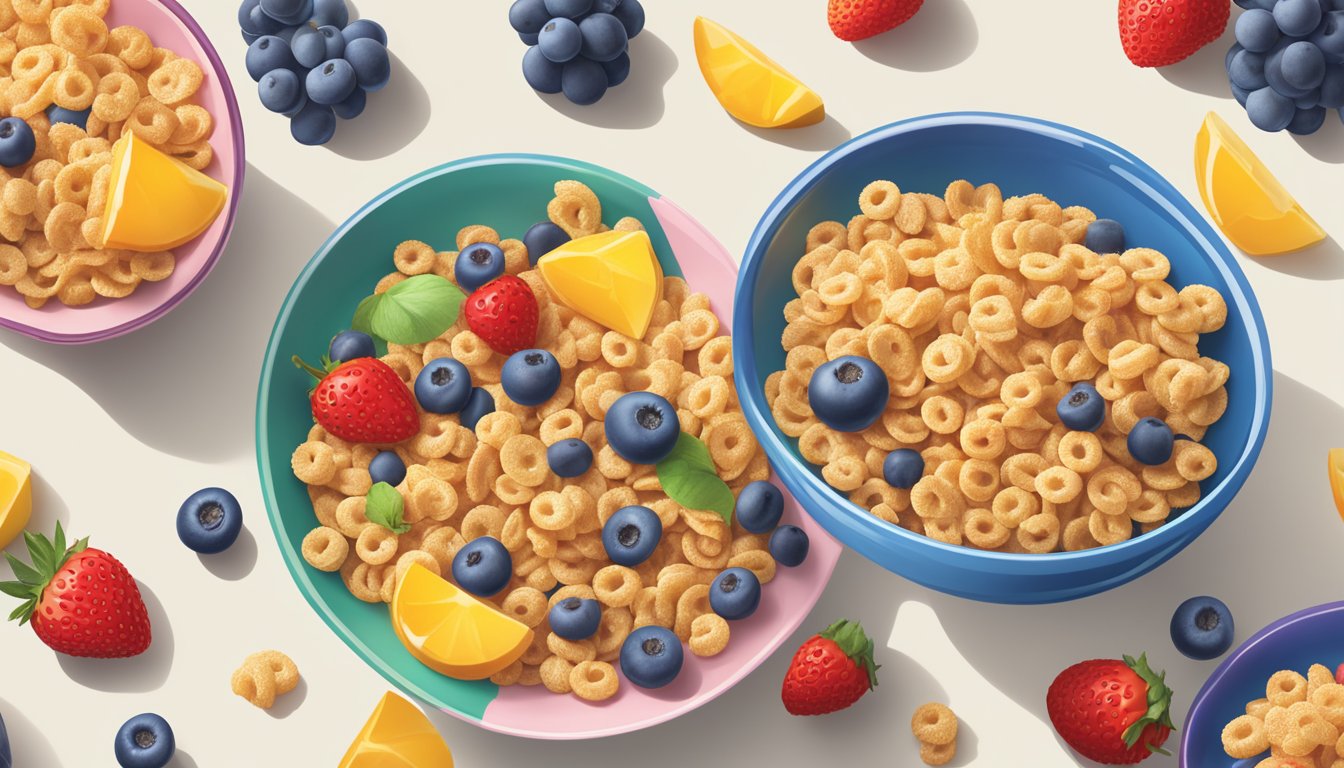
xmin=1222 ymin=663 xmax=1344 ymax=766
xmin=293 ymin=181 xmax=782 ymax=701
xmin=911 ymin=702 xmax=959 ymax=766
xmin=768 ymin=179 xmax=1231 ymax=553
xmin=0 ymin=0 xmax=216 ymax=308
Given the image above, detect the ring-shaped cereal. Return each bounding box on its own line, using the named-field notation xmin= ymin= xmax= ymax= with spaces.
xmin=1267 ymin=670 xmax=1309 ymax=707
xmin=11 ymin=46 xmax=56 ymax=83
xmin=291 ymin=440 xmax=336 ymax=485
xmin=963 ymin=508 xmax=1010 ymax=549
xmin=1087 ymin=508 xmax=1131 ymax=546
xmin=959 ymin=418 xmax=1006 ymax=461
xmin=529 ymin=490 xmax=576 ymax=531
xmin=1058 ymin=431 xmax=1103 ymax=474
xmin=592 ymin=564 xmax=642 ymax=607
xmin=53 ymin=66 xmax=95 ymax=110
xmin=1034 ymin=465 xmax=1082 ymax=504
xmin=1219 ymin=715 xmax=1270 ymax=760
xmin=301 ymin=527 xmax=348 ymax=571
xmin=911 ymin=702 xmax=959 ymax=746
xmin=920 ymin=395 xmax=964 ymax=436
xmin=1119 ymin=247 xmax=1170 ymax=282
xmin=107 ymin=24 xmax=153 ymax=69
xmin=92 ymin=71 xmax=137 ymax=122
xmin=231 ymin=651 xmax=300 ymax=710
xmin=460 ymin=503 xmax=505 ymax=541
xmin=1174 ymin=440 xmax=1217 ymax=482
xmin=355 ymin=525 xmax=398 ymax=565
xmin=126 ymin=96 xmax=179 ymax=144
xmin=569 ymin=660 xmax=619 ymax=701
xmin=858 ymin=180 xmax=901 ymax=220
xmin=921 ymin=333 xmax=975 ymax=384
xmin=147 ymin=56 xmax=203 ymax=105
xmin=51 ymin=5 xmax=107 ymax=57
xmin=500 ymin=434 xmax=549 ymax=487
xmin=1017 ymin=512 xmax=1060 ymax=553
xmin=910 ymin=476 xmax=965 ymax=521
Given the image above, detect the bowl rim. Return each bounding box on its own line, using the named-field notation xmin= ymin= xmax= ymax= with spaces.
xmin=0 ymin=0 xmax=246 ymax=345
xmin=1179 ymin=600 xmax=1344 ymax=765
xmin=733 ymin=111 xmax=1273 ymax=568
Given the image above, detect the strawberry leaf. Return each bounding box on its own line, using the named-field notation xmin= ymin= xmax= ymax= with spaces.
xmin=1120 ymin=653 xmax=1175 ymax=749
xmin=353 ymin=275 xmax=466 ymax=346
xmin=656 ymin=432 xmax=735 ymax=524
xmin=365 ymin=482 xmax=411 ymax=535
xmin=0 ymin=581 xmax=32 ymax=599
xmin=4 ymin=553 xmax=41 ymax=586
xmin=819 ymin=618 xmax=880 ymax=689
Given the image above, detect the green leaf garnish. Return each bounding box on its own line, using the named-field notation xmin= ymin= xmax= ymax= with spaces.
xmin=1 ymin=521 xmax=89 ymax=626
xmin=656 ymin=432 xmax=736 ymax=524
xmin=351 ymin=275 xmax=466 ymax=345
xmin=365 ymin=482 xmax=411 ymax=535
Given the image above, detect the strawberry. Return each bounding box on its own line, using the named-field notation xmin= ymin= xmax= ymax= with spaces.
xmin=462 ymin=275 xmax=539 ymax=356
xmin=828 ymin=0 xmax=924 ymax=42
xmin=1 ymin=523 xmax=151 ymax=658
xmin=781 ymin=619 xmax=879 ymax=715
xmin=1047 ymin=653 xmax=1174 ymax=765
xmin=1118 ymin=0 xmax=1230 ymax=68
xmin=294 ymin=355 xmax=419 ymax=444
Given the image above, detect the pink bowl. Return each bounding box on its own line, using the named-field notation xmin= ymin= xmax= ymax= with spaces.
xmin=0 ymin=0 xmax=245 ymax=344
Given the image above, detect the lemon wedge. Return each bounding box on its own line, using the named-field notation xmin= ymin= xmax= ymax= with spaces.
xmin=390 ymin=563 xmax=532 ymax=681
xmin=338 ymin=691 xmax=455 ymax=768
xmin=536 ymin=230 xmax=664 ymax=339
xmin=1194 ymin=112 xmax=1325 ymax=256
xmin=0 ymin=451 xmax=32 ymax=551
xmin=101 ymin=131 xmax=227 ymax=252
xmin=693 ymin=16 xmax=824 ymax=129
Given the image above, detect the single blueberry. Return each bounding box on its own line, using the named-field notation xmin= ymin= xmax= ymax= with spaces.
xmin=176 ymin=487 xmax=244 ymax=555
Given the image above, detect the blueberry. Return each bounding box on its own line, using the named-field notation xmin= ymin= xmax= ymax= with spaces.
xmin=345 ymin=37 xmax=391 ymax=91
xmin=593 ymin=0 xmax=622 ymax=10
xmin=1084 ymin=218 xmax=1125 ymax=254
xmin=1247 ymin=85 xmax=1297 ymax=130
xmin=1297 ymin=86 xmax=1323 ymax=107
xmin=1236 ymin=8 xmax=1280 ymax=52
xmin=46 ymin=105 xmax=90 ymax=130
xmin=1232 ymin=82 xmax=1252 ymax=105
xmin=332 ymin=86 xmax=366 ymax=119
xmin=275 ymin=24 xmax=302 ymax=43
xmin=770 ymin=525 xmax=809 ymax=568
xmin=243 ymin=29 xmax=260 ymax=44
xmin=544 ymin=0 xmax=593 ymax=18
xmin=611 ymin=0 xmax=645 ymax=38
xmin=709 ymin=567 xmax=761 ymax=621
xmin=369 ymin=451 xmax=406 ymax=486
xmin=1289 ymin=104 xmax=1329 ymax=132
xmin=1170 ymin=595 xmax=1235 ymax=661
xmin=454 ymin=242 xmax=506 ymax=292
xmin=1275 ymin=0 xmax=1324 ymax=36
xmin=547 ymin=438 xmax=593 ymax=478
xmin=113 ymin=713 xmax=175 ymax=768
xmin=502 ymin=349 xmax=561 ymax=406
xmin=1321 ymin=65 xmax=1344 ymax=107
xmin=176 ymin=487 xmax=244 ymax=555
xmin=523 ymin=220 xmax=570 ymax=263
xmin=328 ymin=329 xmax=375 ymax=362
xmin=306 ymin=58 xmax=357 ymax=104
xmin=460 ymin=387 xmax=496 ymax=431
xmin=239 ymin=0 xmax=266 ymax=33
xmin=260 ymin=0 xmax=312 ymax=25
xmin=245 ymin=35 xmax=297 ymax=81
xmin=561 ymin=57 xmax=608 ymax=104
xmin=735 ymin=480 xmax=784 ymax=534
xmin=604 ymin=392 xmax=680 ymax=464
xmin=1226 ymin=41 xmax=1244 ymax=73
xmin=1128 ymin=417 xmax=1175 ymax=465
xmin=451 ymin=537 xmax=512 ymax=597
xmin=620 ymin=626 xmax=683 ymax=689
xmin=247 ymin=4 xmax=286 ymax=35
xmin=1230 ymin=49 xmax=1270 ymax=90
xmin=539 ymin=17 xmax=582 ymax=63
xmin=602 ymin=505 xmax=661 ymax=566
xmin=314 ymin=24 xmax=347 ymax=61
xmin=1267 ymin=43 xmax=1313 ymax=98
xmin=579 ymin=13 xmax=629 ymax=62
xmin=549 ymin=597 xmax=601 ymax=640
xmin=522 ymin=45 xmax=564 ymax=93
xmin=292 ymin=23 xmax=344 ymax=68
xmin=808 ymin=355 xmax=888 ymax=433
xmin=1284 ymin=40 xmax=1328 ymax=91
xmin=1057 ymin=381 xmax=1106 ymax=432
xmin=882 ymin=448 xmax=924 ymax=489
xmin=414 ymin=358 xmax=472 ymax=414
xmin=519 ymin=31 xmax=540 ymax=45
xmin=341 ymin=18 xmax=387 ymax=46
xmin=1312 ymin=12 xmax=1344 ymax=63
xmin=601 ymin=50 xmax=631 ymax=86
xmin=310 ymin=0 xmax=349 ymax=28
xmin=510 ymin=0 xmax=551 ymax=35
xmin=290 ymin=100 xmax=336 ymax=145
xmin=259 ymin=68 xmax=306 ymax=114
xmin=1235 ymin=0 xmax=1276 ymax=8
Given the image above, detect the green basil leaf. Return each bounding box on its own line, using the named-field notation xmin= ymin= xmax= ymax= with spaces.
xmin=656 ymin=432 xmax=735 ymax=524
xmin=364 ymin=275 xmax=465 ymax=345
xmin=365 ymin=482 xmax=411 ymax=535
xmin=351 ymin=293 xmax=381 ymax=337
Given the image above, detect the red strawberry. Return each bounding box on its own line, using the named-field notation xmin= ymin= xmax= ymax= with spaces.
xmin=1047 ymin=653 xmax=1174 ymax=765
xmin=294 ymin=355 xmax=419 ymax=444
xmin=781 ymin=619 xmax=879 ymax=715
xmin=1118 ymin=0 xmax=1229 ymax=68
xmin=462 ymin=275 xmax=538 ymax=356
xmin=828 ymin=0 xmax=924 ymax=42
xmin=1335 ymin=662 xmax=1344 ymax=685
xmin=1 ymin=523 xmax=152 ymax=658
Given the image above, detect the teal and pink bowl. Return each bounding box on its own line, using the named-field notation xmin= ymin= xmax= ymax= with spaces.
xmin=732 ymin=112 xmax=1272 ymax=605
xmin=256 ymin=155 xmax=842 ymax=739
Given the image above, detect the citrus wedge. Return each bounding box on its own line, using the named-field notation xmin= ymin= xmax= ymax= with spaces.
xmin=101 ymin=131 xmax=227 ymax=252
xmin=536 ymin=229 xmax=663 ymax=339
xmin=0 ymin=451 xmax=32 ymax=551
xmin=693 ymin=16 xmax=824 ymax=129
xmin=390 ymin=563 xmax=532 ymax=681
xmin=1329 ymin=449 xmax=1344 ymax=523
xmin=1194 ymin=112 xmax=1325 ymax=256
xmin=338 ymin=691 xmax=454 ymax=768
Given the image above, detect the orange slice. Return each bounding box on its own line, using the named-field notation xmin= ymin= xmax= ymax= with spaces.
xmin=338 ymin=691 xmax=455 ymax=768
xmin=1194 ymin=112 xmax=1325 ymax=256
xmin=693 ymin=16 xmax=824 ymax=129
xmin=536 ymin=230 xmax=663 ymax=339
xmin=1329 ymin=449 xmax=1344 ymax=523
xmin=0 ymin=451 xmax=32 ymax=551
xmin=101 ymin=131 xmax=227 ymax=252
xmin=390 ymin=563 xmax=532 ymax=681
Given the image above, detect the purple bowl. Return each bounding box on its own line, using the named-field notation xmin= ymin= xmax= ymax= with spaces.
xmin=1182 ymin=601 xmax=1344 ymax=766
xmin=0 ymin=0 xmax=245 ymax=345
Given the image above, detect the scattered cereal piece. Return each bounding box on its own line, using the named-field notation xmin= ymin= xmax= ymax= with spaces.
xmin=911 ymin=702 xmax=959 ymax=747
xmin=231 ymin=650 xmax=300 ymax=710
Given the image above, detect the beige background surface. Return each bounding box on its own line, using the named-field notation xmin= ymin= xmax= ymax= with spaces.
xmin=2 ymin=1 xmax=1343 ymax=765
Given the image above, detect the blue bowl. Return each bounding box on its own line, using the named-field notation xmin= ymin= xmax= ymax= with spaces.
xmin=732 ymin=112 xmax=1272 ymax=604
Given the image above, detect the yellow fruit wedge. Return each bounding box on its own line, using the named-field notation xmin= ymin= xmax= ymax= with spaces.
xmin=1194 ymin=112 xmax=1325 ymax=256
xmin=339 ymin=691 xmax=455 ymax=768
xmin=693 ymin=16 xmax=824 ymax=129
xmin=101 ymin=131 xmax=228 ymax=252
xmin=536 ymin=230 xmax=664 ymax=339
xmin=0 ymin=451 xmax=32 ymax=551
xmin=390 ymin=563 xmax=532 ymax=681
xmin=1329 ymin=449 xmax=1344 ymax=523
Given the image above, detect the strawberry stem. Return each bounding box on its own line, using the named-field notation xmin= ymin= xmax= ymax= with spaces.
xmin=292 ymin=355 xmax=329 ymax=382
xmin=819 ymin=619 xmax=880 ymax=690
xmin=1120 ymin=653 xmax=1175 ymax=749
xmin=0 ymin=522 xmax=89 ymax=626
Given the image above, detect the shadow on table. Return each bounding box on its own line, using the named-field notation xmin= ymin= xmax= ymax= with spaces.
xmin=1245 ymin=236 xmax=1344 ymax=281
xmin=198 ymin=525 xmax=259 ymax=581
xmin=57 ymin=580 xmax=174 ymax=693
xmin=0 ymin=167 xmax=333 ymax=463
xmin=851 ymin=0 xmax=978 ymax=72
xmin=168 ymin=749 xmax=200 ymax=768
xmin=535 ymin=31 xmax=678 ymax=130
xmin=327 ymin=54 xmax=431 ymax=161
xmin=741 ymin=114 xmax=852 ymax=152
xmin=1158 ymin=23 xmax=1237 ymax=99
xmin=1293 ymin=121 xmax=1344 ymax=164
xmin=0 ymin=697 xmax=61 ymax=767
